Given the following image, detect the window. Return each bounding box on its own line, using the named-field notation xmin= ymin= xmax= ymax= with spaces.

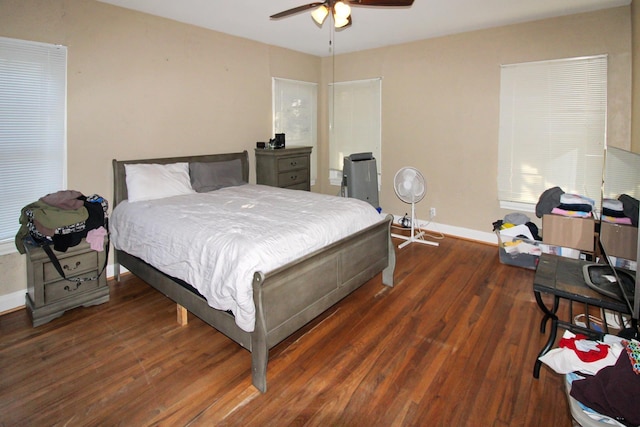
xmin=328 ymin=78 xmax=382 ymax=186
xmin=497 ymin=55 xmax=607 ymax=211
xmin=0 ymin=37 xmax=67 ymax=254
xmin=272 ymin=78 xmax=318 ymax=184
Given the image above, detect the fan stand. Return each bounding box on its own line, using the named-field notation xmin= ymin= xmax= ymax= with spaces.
xmin=391 ymin=201 xmax=439 ymax=249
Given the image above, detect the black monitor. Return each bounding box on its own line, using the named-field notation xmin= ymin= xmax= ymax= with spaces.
xmin=582 ymin=264 xmax=635 ymax=304
xmin=591 ymin=146 xmax=640 ymax=336
xmin=588 ymin=235 xmax=639 ymax=339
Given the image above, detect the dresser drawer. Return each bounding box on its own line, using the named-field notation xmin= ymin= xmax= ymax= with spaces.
xmin=277 ymin=169 xmax=309 ymax=187
xmin=277 ymin=155 xmax=309 ymax=172
xmin=45 ymin=276 xmax=100 ymax=304
xmin=43 ymin=251 xmax=97 ymax=283
xmin=283 ymin=182 xmax=310 ymax=191
xmin=255 ymin=146 xmax=312 ymax=190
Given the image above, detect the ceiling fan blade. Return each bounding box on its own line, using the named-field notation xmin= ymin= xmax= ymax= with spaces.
xmin=270 ymin=2 xmax=326 ymax=19
xmin=348 ymin=0 xmax=414 ymax=6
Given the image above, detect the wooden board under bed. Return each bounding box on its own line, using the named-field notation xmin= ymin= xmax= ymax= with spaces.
xmin=111 ymin=150 xmax=396 ymax=392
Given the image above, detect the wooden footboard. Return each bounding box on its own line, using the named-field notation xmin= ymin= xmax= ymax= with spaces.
xmin=251 ymin=214 xmax=395 ymax=392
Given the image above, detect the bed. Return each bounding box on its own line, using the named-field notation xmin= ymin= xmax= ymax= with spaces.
xmin=110 ymin=150 xmax=396 ymax=392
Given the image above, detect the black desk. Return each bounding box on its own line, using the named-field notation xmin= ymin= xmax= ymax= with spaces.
xmin=532 ymin=253 xmax=631 ymax=378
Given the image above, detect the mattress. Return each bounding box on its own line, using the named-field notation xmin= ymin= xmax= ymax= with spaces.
xmin=110 ymin=184 xmax=385 ymax=332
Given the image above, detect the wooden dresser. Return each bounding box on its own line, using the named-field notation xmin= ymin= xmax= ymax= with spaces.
xmin=24 ymin=239 xmax=109 ymax=327
xmin=255 ymin=146 xmax=312 ymax=191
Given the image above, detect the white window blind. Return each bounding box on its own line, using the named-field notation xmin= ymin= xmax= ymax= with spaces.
xmin=273 ymin=78 xmax=318 ymax=184
xmin=0 ymin=37 xmax=67 ymax=253
xmin=497 ymin=55 xmax=607 ymax=209
xmin=328 ymin=78 xmax=381 ymax=186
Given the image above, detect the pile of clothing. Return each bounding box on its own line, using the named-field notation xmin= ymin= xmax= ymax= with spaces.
xmin=15 ymin=190 xmax=108 ymax=254
xmin=536 ymin=186 xmax=595 ymax=218
xmin=536 ymin=186 xmax=639 ymax=226
xmin=492 ymin=212 xmax=541 ymax=241
xmin=539 ymin=330 xmax=640 ymax=426
xmin=602 ymin=195 xmax=639 ymax=227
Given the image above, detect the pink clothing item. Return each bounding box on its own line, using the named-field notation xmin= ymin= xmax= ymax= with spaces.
xmin=40 ymin=190 xmax=84 ymax=210
xmin=550 ymin=207 xmax=592 ymax=218
xmin=601 ymin=215 xmax=633 ymax=225
xmin=86 ymin=226 xmax=107 ymax=251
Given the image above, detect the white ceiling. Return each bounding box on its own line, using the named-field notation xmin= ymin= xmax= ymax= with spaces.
xmin=96 ymin=0 xmax=631 ymax=57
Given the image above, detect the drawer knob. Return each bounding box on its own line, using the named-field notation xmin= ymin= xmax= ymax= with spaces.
xmin=64 ymin=283 xmax=82 ymax=292
xmin=63 ymin=261 xmax=81 ymax=272
xmin=290 ymin=161 xmax=297 ymax=166
xmin=290 ymin=175 xmax=297 ymax=181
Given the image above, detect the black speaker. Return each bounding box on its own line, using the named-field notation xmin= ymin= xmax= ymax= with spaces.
xmin=274 ymin=133 xmax=285 ymax=149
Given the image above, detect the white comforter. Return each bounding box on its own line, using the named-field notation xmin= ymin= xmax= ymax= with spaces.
xmin=110 ymin=184 xmax=385 ymax=332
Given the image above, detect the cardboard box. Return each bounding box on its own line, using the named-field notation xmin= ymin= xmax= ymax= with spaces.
xmin=599 ymin=222 xmax=638 ymax=261
xmin=542 ymin=214 xmax=595 ymax=252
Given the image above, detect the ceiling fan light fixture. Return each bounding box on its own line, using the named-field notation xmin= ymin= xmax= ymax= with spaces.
xmin=333 ymin=1 xmax=351 ymax=20
xmin=333 ymin=14 xmax=350 ymax=28
xmin=311 ymin=5 xmax=329 ymax=25
xmin=272 ymin=0 xmax=416 ymax=29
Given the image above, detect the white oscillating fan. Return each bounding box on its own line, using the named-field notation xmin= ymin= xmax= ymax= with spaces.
xmin=391 ymin=167 xmax=439 ymax=249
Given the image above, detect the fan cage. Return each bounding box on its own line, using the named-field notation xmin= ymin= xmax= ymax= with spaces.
xmin=393 ymin=167 xmax=426 ymax=203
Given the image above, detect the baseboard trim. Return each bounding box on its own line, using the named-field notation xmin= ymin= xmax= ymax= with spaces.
xmin=391 ymin=215 xmax=497 ymax=245
xmin=0 ymin=290 xmax=26 ymax=315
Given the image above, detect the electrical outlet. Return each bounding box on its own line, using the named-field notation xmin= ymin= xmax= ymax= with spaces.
xmin=430 ymin=207 xmax=436 ymax=218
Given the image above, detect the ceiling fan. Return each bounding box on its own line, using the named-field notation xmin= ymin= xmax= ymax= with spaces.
xmin=270 ymin=0 xmax=414 ymax=29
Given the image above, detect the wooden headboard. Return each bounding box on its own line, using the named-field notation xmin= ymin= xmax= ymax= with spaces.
xmin=112 ymin=150 xmax=250 ymax=208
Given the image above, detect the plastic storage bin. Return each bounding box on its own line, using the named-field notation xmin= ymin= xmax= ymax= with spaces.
xmin=496 ymin=230 xmax=583 ymax=270
xmin=496 ymin=231 xmax=542 ymax=270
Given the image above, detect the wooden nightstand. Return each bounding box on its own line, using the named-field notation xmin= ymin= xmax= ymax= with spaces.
xmin=24 ymin=239 xmax=109 ymax=327
xmin=255 ymin=146 xmax=312 ymax=191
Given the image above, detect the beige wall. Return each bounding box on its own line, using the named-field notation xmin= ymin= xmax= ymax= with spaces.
xmin=317 ymin=7 xmax=631 ymax=235
xmin=0 ymin=0 xmax=319 ymax=301
xmin=0 ymin=0 xmax=632 ymax=307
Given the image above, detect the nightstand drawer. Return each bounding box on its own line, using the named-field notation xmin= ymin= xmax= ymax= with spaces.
xmin=45 ymin=276 xmax=100 ymax=304
xmin=24 ymin=238 xmax=109 ymax=327
xmin=278 ymin=170 xmax=309 ymax=187
xmin=277 ymin=155 xmax=308 ymax=172
xmin=43 ymin=251 xmax=97 ymax=283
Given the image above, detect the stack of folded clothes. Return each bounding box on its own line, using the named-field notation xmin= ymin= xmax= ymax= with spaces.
xmin=602 ymin=194 xmax=639 ymax=227
xmin=552 ymin=193 xmax=595 ymax=218
xmin=536 ymin=187 xmax=595 ymax=218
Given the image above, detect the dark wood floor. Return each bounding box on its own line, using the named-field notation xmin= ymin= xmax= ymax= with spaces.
xmin=0 ymin=236 xmax=573 ymax=426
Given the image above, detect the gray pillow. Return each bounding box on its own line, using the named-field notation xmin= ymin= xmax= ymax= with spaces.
xmin=189 ymin=159 xmax=246 ymax=192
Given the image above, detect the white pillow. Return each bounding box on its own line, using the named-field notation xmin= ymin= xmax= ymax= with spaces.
xmin=125 ymin=162 xmax=195 ymax=202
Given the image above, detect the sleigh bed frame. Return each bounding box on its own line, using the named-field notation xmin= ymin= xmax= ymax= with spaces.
xmin=111 ymin=150 xmax=395 ymax=392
